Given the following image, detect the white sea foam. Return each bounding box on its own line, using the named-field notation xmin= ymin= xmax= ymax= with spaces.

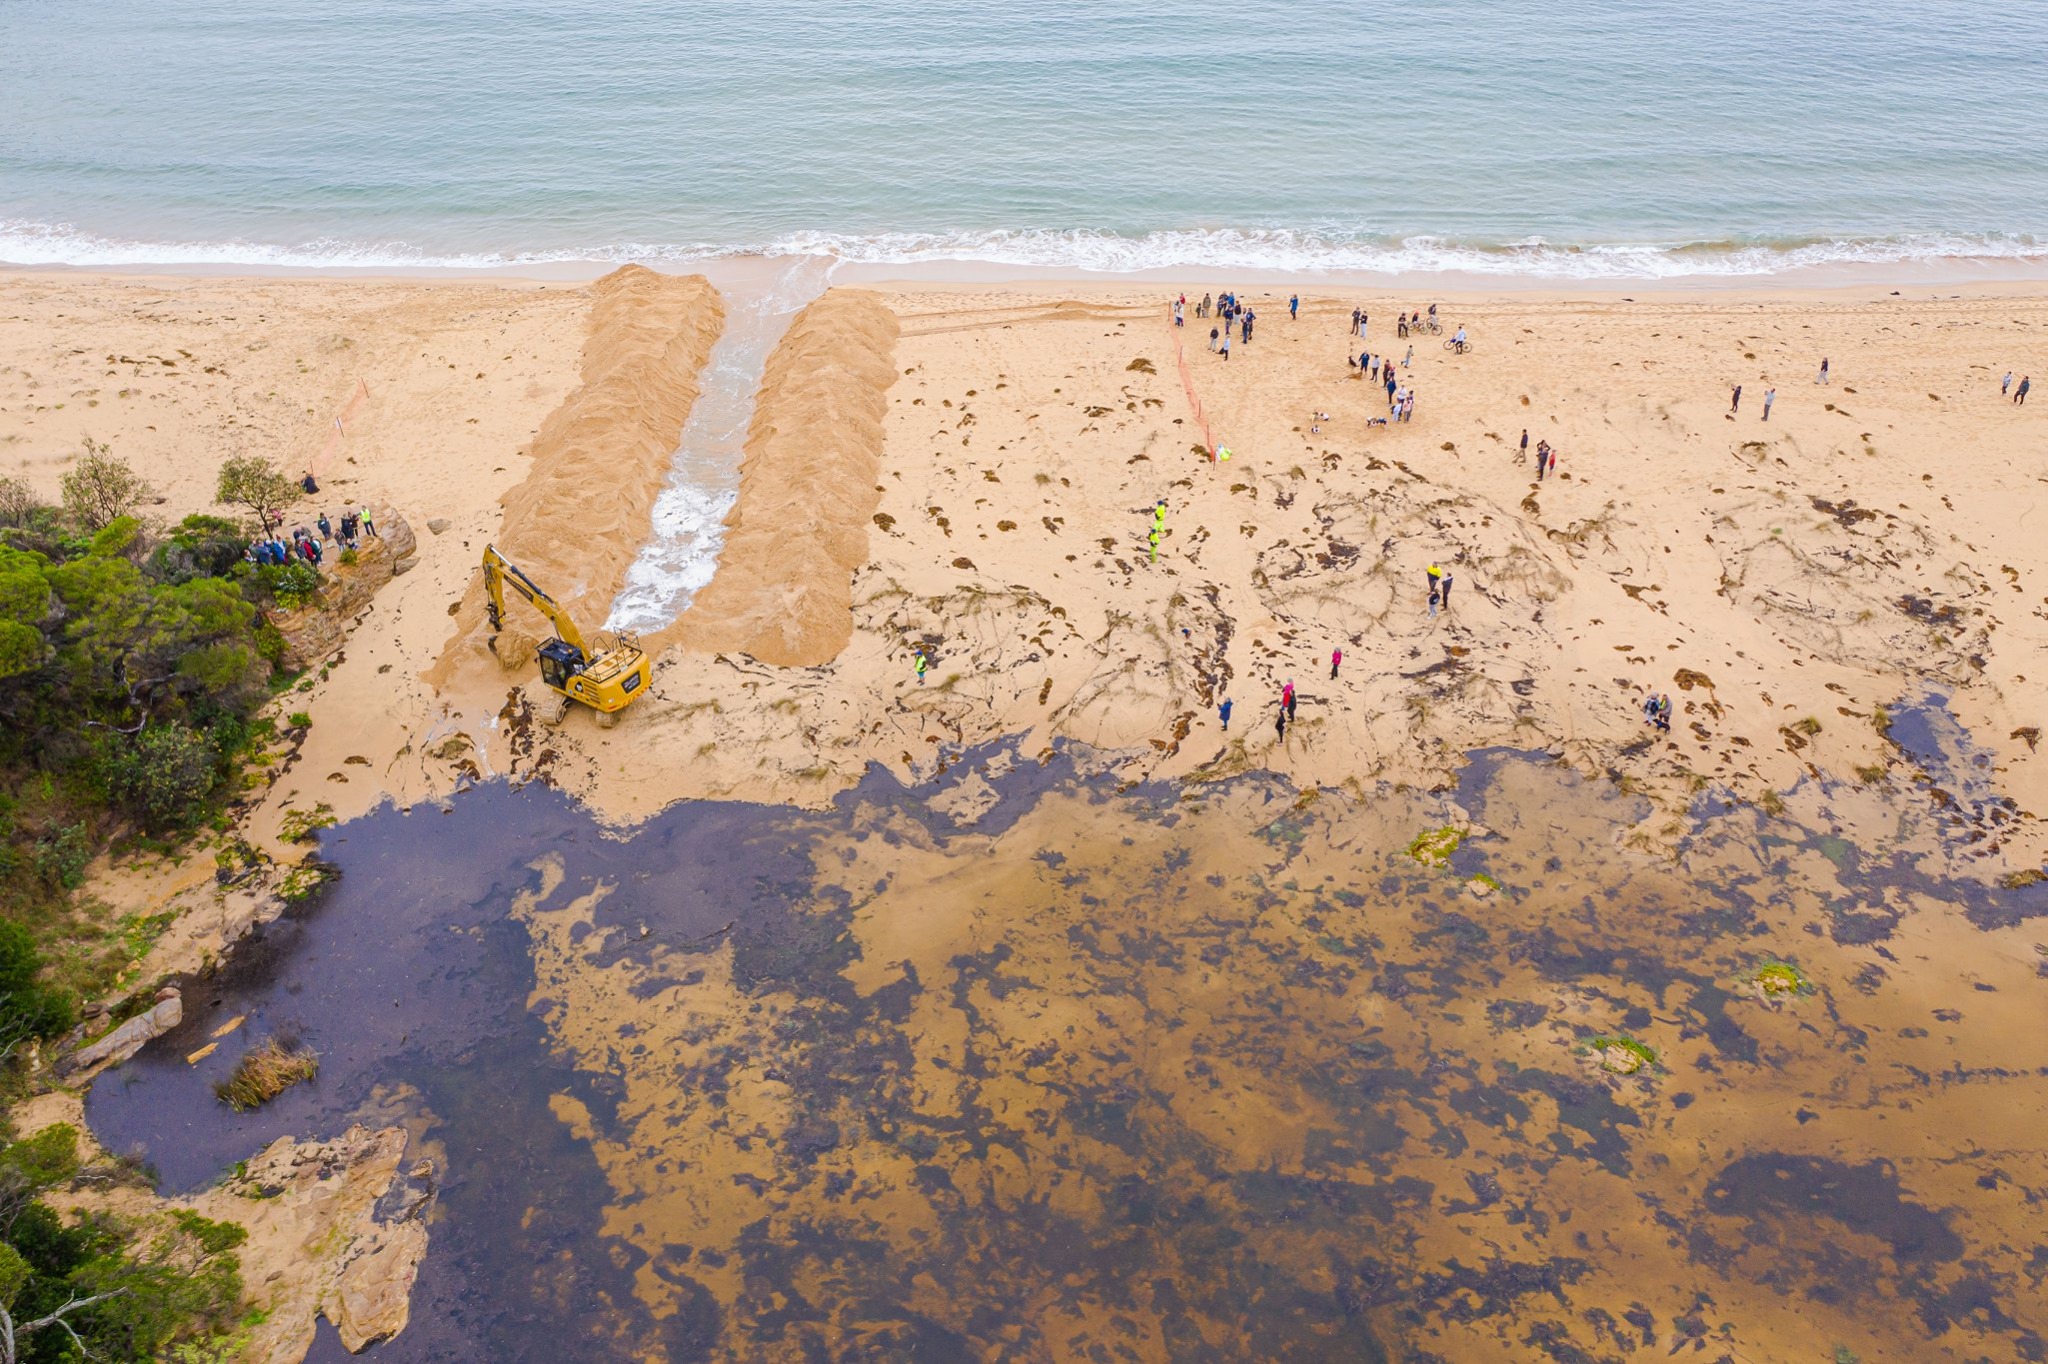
xmin=5 ymin=219 xmax=2044 ymax=280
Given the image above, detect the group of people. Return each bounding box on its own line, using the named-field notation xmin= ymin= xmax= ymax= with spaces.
xmin=1519 ymin=430 xmax=1559 ymax=479
xmin=2004 ymin=371 xmax=2031 ymax=404
xmin=1197 ymin=291 xmax=1258 ymax=360
xmin=1642 ymin=692 xmax=1673 ymax=732
xmin=246 ymin=506 xmax=378 ymax=571
xmin=1396 ymin=306 xmax=1438 ymax=337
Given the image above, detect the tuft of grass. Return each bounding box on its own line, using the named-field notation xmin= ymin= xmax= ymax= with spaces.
xmin=1748 ymin=959 xmax=1812 ymax=998
xmin=287 ymin=711 xmax=312 ymax=730
xmin=1793 ymin=716 xmax=1822 ymax=737
xmin=1757 ymin=789 xmax=1786 ymax=817
xmin=1406 ymin=826 xmax=1462 ymax=868
xmin=1581 ymin=1034 xmax=1658 ymax=1074
xmin=1854 ymin=763 xmax=1888 ymax=784
xmin=1999 ymin=868 xmax=2045 ymax=890
xmin=277 ymin=803 xmax=335 ymax=844
xmin=1870 ymin=703 xmax=1892 ymax=739
xmin=214 ymin=1035 xmax=318 ymax=1111
xmin=276 ymin=861 xmax=334 ymax=903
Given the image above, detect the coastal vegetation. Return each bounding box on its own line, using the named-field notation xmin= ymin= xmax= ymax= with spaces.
xmin=0 ymin=447 xmax=286 ymax=1058
xmin=0 ymin=1123 xmax=250 ymax=1363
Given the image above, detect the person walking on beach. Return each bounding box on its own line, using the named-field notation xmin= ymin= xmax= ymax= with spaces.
xmin=1403 ymin=344 xmax=1414 ymax=369
xmin=1426 ymin=563 xmax=1444 ymax=614
xmin=1438 ymin=571 xmax=1453 ymax=610
xmin=1208 ymin=326 xmax=1219 ymax=352
xmin=1275 ymin=705 xmax=1287 ymax=741
xmin=1283 ymin=679 xmax=1297 ymax=722
xmin=1520 ymin=429 xmax=1529 ymax=465
xmin=1358 ymin=312 xmax=1368 ymax=342
xmin=1290 ymin=294 xmax=1299 ymax=320
xmin=1817 ymin=357 xmax=1830 ymax=385
xmin=1730 ymin=384 xmax=1742 ymax=414
xmin=1351 ymin=307 xmax=1361 ymax=335
xmin=1173 ymin=298 xmax=1184 ymax=327
xmin=1762 ymin=388 xmax=1776 ymax=421
xmin=1330 ymin=647 xmax=1342 ymax=680
xmin=1221 ymin=331 xmax=1232 ymax=361
xmin=2003 ymin=371 xmax=2014 ymax=396
xmin=913 ymin=649 xmax=928 ymax=684
xmin=2018 ymin=376 xmax=2032 ymax=405
xmin=1219 ymin=697 xmax=1233 ymax=732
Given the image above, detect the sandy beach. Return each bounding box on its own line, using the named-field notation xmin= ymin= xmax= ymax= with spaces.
xmin=5 ymin=266 xmax=2047 ymax=1360
xmin=12 ymin=270 xmax=2038 ymax=831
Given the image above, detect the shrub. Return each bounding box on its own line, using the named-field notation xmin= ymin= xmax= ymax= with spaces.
xmin=286 ymin=712 xmax=311 ymax=731
xmin=104 ymin=723 xmax=219 ymax=832
xmin=337 ymin=548 xmax=358 ymax=568
xmin=60 ymin=440 xmax=154 ymax=532
xmin=213 ymin=1036 xmax=317 ymax=1110
xmin=254 ymin=562 xmax=321 ymax=613
xmin=0 ymin=919 xmax=74 ymax=1051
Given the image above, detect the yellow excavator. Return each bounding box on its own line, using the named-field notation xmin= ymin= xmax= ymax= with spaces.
xmin=480 ymin=545 xmax=650 ymax=727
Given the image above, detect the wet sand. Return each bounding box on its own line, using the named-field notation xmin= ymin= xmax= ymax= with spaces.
xmin=86 ymin=717 xmax=2048 ymax=1362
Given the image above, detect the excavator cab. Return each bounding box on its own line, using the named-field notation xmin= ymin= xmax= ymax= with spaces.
xmin=479 ymin=545 xmax=651 ymax=726
xmin=535 ymin=638 xmax=585 ymax=692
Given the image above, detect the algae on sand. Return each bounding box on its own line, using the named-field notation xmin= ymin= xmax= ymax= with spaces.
xmin=1407 ymin=825 xmax=1462 ymax=867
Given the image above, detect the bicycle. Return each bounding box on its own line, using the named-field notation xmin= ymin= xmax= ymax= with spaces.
xmin=1416 ymin=317 xmax=1442 ymax=335
xmin=1443 ymin=338 xmax=1472 ymax=354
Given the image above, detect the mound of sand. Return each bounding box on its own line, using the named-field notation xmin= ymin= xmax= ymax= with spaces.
xmin=431 ymin=265 xmax=724 ymax=684
xmin=666 ymin=289 xmax=899 ymax=667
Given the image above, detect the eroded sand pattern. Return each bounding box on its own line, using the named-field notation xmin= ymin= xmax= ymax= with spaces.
xmin=91 ymin=729 xmax=2048 ymax=1362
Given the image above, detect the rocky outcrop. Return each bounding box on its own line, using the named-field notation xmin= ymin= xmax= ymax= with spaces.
xmin=59 ymin=987 xmax=180 ymax=1076
xmin=14 ymin=1093 xmax=433 ymax=1364
xmin=225 ymin=1123 xmax=432 ymax=1359
xmin=268 ymin=508 xmax=418 ymax=671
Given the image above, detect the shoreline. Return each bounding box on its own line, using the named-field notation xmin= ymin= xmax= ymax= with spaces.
xmin=9 ymin=249 xmax=2048 ymax=297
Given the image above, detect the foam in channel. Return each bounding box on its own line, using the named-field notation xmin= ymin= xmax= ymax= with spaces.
xmin=604 ymin=257 xmax=836 ymax=635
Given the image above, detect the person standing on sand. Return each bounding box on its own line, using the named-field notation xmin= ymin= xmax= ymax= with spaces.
xmin=1221 ymin=331 xmax=1232 ymax=361
xmin=1359 ymin=312 xmax=1368 ymax=342
xmin=1730 ymin=384 xmax=1742 ymax=414
xmin=1330 ymin=648 xmax=1342 ymax=679
xmin=1290 ymin=294 xmax=1299 ymax=320
xmin=1403 ymin=344 xmax=1414 ymax=369
xmin=1762 ymin=388 xmax=1776 ymax=421
xmin=1439 ymin=571 xmax=1453 ymax=610
xmin=913 ymin=649 xmax=928 ymax=684
xmin=1201 ymin=293 xmax=1211 ymax=319
xmin=1209 ymin=326 xmax=1218 ymax=352
xmin=1818 ymin=358 xmax=1830 ymax=385
xmin=1173 ymin=298 xmax=1184 ymax=327
xmin=1520 ymin=429 xmax=1529 ymax=464
xmin=2003 ymin=372 xmax=2014 ymax=395
xmin=2018 ymin=376 xmax=2031 ymax=405
xmin=1219 ymin=697 xmax=1233 ymax=732
xmin=1426 ymin=563 xmax=1444 ymax=609
xmin=1283 ymin=679 xmax=1297 ymax=721
xmin=1275 ymin=706 xmax=1287 ymax=741
xmin=1351 ymin=308 xmax=1361 ymax=335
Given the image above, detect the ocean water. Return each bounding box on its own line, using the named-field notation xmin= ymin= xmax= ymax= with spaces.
xmin=3 ymin=0 xmax=2046 ymax=279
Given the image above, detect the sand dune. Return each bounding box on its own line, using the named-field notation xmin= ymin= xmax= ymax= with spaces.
xmin=432 ymin=265 xmax=723 ymax=684
xmin=664 ymin=288 xmax=899 ymax=666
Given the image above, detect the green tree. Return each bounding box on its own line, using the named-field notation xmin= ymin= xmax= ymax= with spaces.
xmin=0 ymin=1128 xmax=246 ymax=1364
xmin=0 ymin=924 xmax=71 ymax=1062
xmin=213 ymin=457 xmax=298 ymax=536
xmin=57 ymin=442 xmax=152 ymax=535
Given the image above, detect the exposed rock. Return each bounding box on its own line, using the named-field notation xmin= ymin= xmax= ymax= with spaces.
xmin=16 ymin=1093 xmax=432 ymax=1364
xmin=268 ymin=509 xmax=419 ymax=671
xmin=426 ymin=517 xmax=450 ymax=535
xmin=61 ymin=989 xmax=180 ymax=1075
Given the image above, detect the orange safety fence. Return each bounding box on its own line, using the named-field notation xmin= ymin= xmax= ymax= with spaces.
xmin=309 ymin=377 xmax=370 ymax=478
xmin=1168 ymin=310 xmax=1218 ymax=461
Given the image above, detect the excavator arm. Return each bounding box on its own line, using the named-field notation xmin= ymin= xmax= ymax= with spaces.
xmin=481 ymin=545 xmax=588 ymax=658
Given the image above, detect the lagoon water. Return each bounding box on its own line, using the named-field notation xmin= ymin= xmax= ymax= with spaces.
xmin=3 ymin=0 xmax=2046 ymax=276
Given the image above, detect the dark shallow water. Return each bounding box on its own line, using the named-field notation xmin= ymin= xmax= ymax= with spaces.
xmin=87 ymin=734 xmax=2048 ymax=1362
